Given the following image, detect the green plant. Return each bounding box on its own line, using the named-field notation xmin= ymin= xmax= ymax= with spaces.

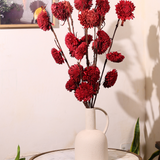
xmin=130 ymin=118 xmax=140 ymax=155
xmin=0 ymin=0 xmax=12 ymax=14
xmin=148 ymin=150 xmax=160 ymax=160
xmin=15 ymin=145 xmax=25 ymax=160
xmin=148 ymin=142 xmax=160 ymax=160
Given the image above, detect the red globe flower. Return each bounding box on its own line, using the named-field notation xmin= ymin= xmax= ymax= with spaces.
xmin=51 ymin=48 xmax=64 ymax=64
xmin=51 ymin=1 xmax=73 ymax=21
xmin=65 ymin=32 xmax=80 ymax=57
xmin=75 ymin=42 xmax=88 ymax=60
xmin=115 ymin=0 xmax=135 ymax=23
xmin=74 ymin=0 xmax=92 ymax=11
xmin=97 ymin=30 xmax=111 ymax=42
xmin=68 ymin=64 xmax=83 ymax=82
xmin=92 ymin=30 xmax=111 ymax=54
xmin=80 ymin=35 xmax=93 ymax=45
xmin=78 ymin=9 xmax=101 ymax=28
xmin=103 ymin=69 xmax=118 ymax=88
xmin=83 ymin=66 xmax=100 ymax=84
xmin=62 ymin=1 xmax=73 ymax=16
xmin=65 ymin=33 xmax=80 ymax=49
xmin=106 ymin=51 xmax=125 ymax=62
xmin=92 ymin=9 xmax=105 ymax=27
xmin=69 ymin=50 xmax=76 ymax=57
xmin=37 ymin=11 xmax=51 ymax=31
xmin=96 ymin=0 xmax=110 ymax=16
xmin=66 ymin=78 xmax=77 ymax=92
xmin=92 ymin=39 xmax=107 ymax=54
xmin=75 ymin=82 xmax=94 ymax=102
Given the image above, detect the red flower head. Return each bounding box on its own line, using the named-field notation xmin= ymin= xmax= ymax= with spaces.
xmin=51 ymin=1 xmax=73 ymax=21
xmin=83 ymin=66 xmax=100 ymax=84
xmin=66 ymin=78 xmax=77 ymax=92
xmin=69 ymin=50 xmax=76 ymax=57
xmin=74 ymin=0 xmax=92 ymax=11
xmin=68 ymin=64 xmax=83 ymax=82
xmin=96 ymin=0 xmax=110 ymax=16
xmin=51 ymin=48 xmax=64 ymax=64
xmin=92 ymin=30 xmax=111 ymax=54
xmin=80 ymin=35 xmax=93 ymax=45
xmin=65 ymin=32 xmax=80 ymax=57
xmin=75 ymin=82 xmax=94 ymax=102
xmin=37 ymin=11 xmax=51 ymax=31
xmin=78 ymin=9 xmax=101 ymax=28
xmin=103 ymin=69 xmax=118 ymax=88
xmin=63 ymin=1 xmax=73 ymax=16
xmin=115 ymin=0 xmax=135 ymax=25
xmin=97 ymin=30 xmax=111 ymax=42
xmin=106 ymin=51 xmax=125 ymax=62
xmin=75 ymin=42 xmax=88 ymax=60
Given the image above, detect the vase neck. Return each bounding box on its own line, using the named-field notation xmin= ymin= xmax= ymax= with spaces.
xmin=85 ymin=108 xmax=96 ymax=130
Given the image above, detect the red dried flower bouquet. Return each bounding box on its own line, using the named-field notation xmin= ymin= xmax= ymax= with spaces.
xmin=36 ymin=0 xmax=135 ymax=108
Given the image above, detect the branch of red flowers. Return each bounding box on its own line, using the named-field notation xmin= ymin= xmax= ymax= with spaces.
xmin=36 ymin=0 xmax=135 ymax=109
xmin=99 ymin=19 xmax=120 ymax=85
xmin=92 ymin=19 xmax=120 ymax=108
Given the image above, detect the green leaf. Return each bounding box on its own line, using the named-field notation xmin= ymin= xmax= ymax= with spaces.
xmin=14 ymin=145 xmax=25 ymax=160
xmin=148 ymin=150 xmax=160 ymax=160
xmin=130 ymin=118 xmax=140 ymax=155
xmin=15 ymin=145 xmax=20 ymax=160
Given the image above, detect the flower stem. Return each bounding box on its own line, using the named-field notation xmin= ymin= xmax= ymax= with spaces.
xmin=93 ymin=27 xmax=97 ymax=66
xmin=85 ymin=28 xmax=90 ymax=67
xmin=70 ymin=15 xmax=75 ymax=35
xmin=83 ymin=101 xmax=89 ymax=108
xmin=67 ymin=18 xmax=72 ymax=32
xmin=78 ymin=62 xmax=83 ymax=81
xmin=98 ymin=15 xmax=103 ymax=30
xmin=50 ymin=25 xmax=70 ymax=68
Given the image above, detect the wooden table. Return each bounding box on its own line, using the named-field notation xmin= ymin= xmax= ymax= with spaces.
xmin=29 ymin=148 xmax=142 ymax=160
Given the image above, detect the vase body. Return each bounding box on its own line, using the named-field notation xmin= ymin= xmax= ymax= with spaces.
xmin=75 ymin=107 xmax=109 ymax=160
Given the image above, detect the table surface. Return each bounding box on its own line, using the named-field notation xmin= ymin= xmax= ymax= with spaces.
xmin=29 ymin=148 xmax=142 ymax=160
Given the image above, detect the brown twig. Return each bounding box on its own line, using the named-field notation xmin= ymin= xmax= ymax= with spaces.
xmin=98 ymin=15 xmax=103 ymax=30
xmin=54 ymin=39 xmax=61 ymax=50
xmin=93 ymin=15 xmax=104 ymax=66
xmin=50 ymin=25 xmax=70 ymax=68
xmin=83 ymin=101 xmax=89 ymax=108
xmin=78 ymin=62 xmax=83 ymax=81
xmin=67 ymin=18 xmax=71 ymax=32
xmin=85 ymin=28 xmax=90 ymax=67
xmin=93 ymin=27 xmax=97 ymax=66
xmin=70 ymin=15 xmax=75 ymax=35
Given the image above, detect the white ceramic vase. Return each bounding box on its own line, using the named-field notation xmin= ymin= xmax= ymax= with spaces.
xmin=75 ymin=107 xmax=109 ymax=160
